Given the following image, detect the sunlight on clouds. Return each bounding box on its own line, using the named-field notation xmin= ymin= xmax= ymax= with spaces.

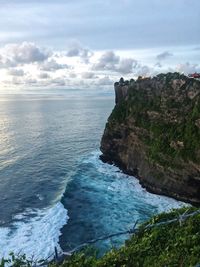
xmin=0 ymin=41 xmax=199 ymax=92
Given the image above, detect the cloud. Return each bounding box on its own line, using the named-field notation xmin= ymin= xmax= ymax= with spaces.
xmin=81 ymin=72 xmax=96 ymax=79
xmin=38 ymin=72 xmax=50 ymax=79
xmin=67 ymin=48 xmax=80 ymax=57
xmin=51 ymin=77 xmax=66 ymax=86
xmin=25 ymin=78 xmax=37 ymax=84
xmin=7 ymin=68 xmax=25 ymax=76
xmin=39 ymin=59 xmax=69 ymax=71
xmin=155 ymin=62 xmax=162 ymax=68
xmin=176 ymin=62 xmax=200 ymax=74
xmin=156 ymin=51 xmax=173 ymax=61
xmin=67 ymin=44 xmax=93 ymax=63
xmin=1 ymin=40 xmax=199 ymax=90
xmin=11 ymin=77 xmax=23 ymax=85
xmin=12 ymin=42 xmax=50 ymax=63
xmin=135 ymin=65 xmax=151 ymax=77
xmin=92 ymin=51 xmax=139 ymax=74
xmin=69 ymin=72 xmax=77 ymax=78
xmin=0 ymin=42 xmax=50 ymax=67
xmin=93 ymin=51 xmax=120 ymax=71
xmin=96 ymin=76 xmax=113 ymax=86
xmin=117 ymin=58 xmax=138 ymax=74
xmin=11 ymin=76 xmax=37 ymax=86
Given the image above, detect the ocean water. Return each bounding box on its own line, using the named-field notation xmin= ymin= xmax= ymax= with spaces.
xmin=0 ymin=92 xmax=186 ymax=261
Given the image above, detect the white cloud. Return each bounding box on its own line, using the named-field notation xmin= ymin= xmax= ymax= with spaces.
xmin=176 ymin=62 xmax=200 ymax=74
xmin=0 ymin=40 xmax=199 ymax=91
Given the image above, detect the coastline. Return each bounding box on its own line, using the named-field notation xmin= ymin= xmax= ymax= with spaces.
xmin=99 ymin=154 xmax=197 ymax=206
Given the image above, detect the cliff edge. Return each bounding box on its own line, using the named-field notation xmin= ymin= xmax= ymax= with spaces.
xmin=100 ymin=73 xmax=200 ymax=205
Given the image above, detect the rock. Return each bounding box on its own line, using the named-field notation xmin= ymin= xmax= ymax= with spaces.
xmin=100 ymin=73 xmax=200 ymax=206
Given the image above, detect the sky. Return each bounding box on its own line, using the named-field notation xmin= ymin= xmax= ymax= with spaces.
xmin=0 ymin=0 xmax=199 ymax=91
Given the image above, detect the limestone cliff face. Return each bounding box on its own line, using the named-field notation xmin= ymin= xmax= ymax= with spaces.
xmin=100 ymin=73 xmax=200 ymax=205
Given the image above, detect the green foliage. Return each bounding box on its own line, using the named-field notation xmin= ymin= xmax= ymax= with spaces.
xmin=108 ymin=73 xmax=200 ymax=165
xmin=0 ymin=253 xmax=33 ymax=267
xmin=109 ymin=100 xmax=128 ymax=123
xmin=49 ymin=207 xmax=200 ymax=267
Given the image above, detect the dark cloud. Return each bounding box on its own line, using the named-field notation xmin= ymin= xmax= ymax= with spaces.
xmin=156 ymin=51 xmax=173 ymax=61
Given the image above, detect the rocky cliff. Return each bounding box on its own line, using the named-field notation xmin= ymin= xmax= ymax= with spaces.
xmin=100 ymin=73 xmax=200 ymax=205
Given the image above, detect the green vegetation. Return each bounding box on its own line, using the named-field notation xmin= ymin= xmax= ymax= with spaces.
xmin=109 ymin=73 xmax=200 ymax=165
xmin=0 ymin=253 xmax=35 ymax=267
xmin=49 ymin=207 xmax=200 ymax=267
xmin=1 ymin=207 xmax=200 ymax=266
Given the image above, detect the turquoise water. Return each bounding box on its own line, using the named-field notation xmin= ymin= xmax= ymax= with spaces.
xmin=0 ymin=92 xmax=185 ymax=260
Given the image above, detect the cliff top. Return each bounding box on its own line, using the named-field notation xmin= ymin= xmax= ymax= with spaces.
xmin=114 ymin=72 xmax=200 ymax=105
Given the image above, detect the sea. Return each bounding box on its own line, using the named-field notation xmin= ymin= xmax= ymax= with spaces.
xmin=0 ymin=89 xmax=186 ymax=261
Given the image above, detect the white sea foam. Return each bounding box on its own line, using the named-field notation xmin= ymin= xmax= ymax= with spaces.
xmin=0 ymin=202 xmax=68 ymax=261
xmin=83 ymin=151 xmax=189 ymax=213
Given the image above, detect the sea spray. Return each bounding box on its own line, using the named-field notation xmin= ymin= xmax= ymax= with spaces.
xmin=0 ymin=202 xmax=68 ymax=261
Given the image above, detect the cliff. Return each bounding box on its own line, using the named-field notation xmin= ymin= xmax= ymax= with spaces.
xmin=100 ymin=73 xmax=200 ymax=205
